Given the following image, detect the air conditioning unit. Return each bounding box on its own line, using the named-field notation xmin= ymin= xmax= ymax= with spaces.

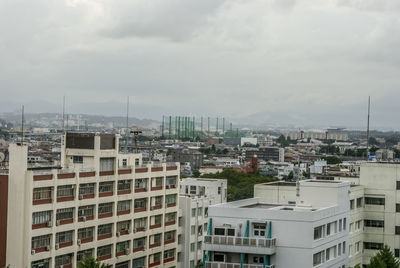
xmin=31 ymin=249 xmax=35 ymax=255
xmin=78 ymin=194 xmax=83 ymax=200
xmin=77 ymin=239 xmax=81 ymax=246
xmin=56 ymin=220 xmax=60 ymax=226
xmin=116 ymin=232 xmax=121 ymax=237
xmin=125 ymin=248 xmax=129 ymax=255
xmin=46 ymin=245 xmax=50 ymax=251
xmin=47 ymin=221 xmax=52 ymax=227
xmin=55 ymin=243 xmax=59 ymax=250
xmin=82 ymin=216 xmax=86 ymax=222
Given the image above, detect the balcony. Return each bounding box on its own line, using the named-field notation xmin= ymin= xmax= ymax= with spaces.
xmin=205 ymin=262 xmax=275 ymax=268
xmin=118 ymin=166 xmax=132 ymax=175
xmin=204 ymin=235 xmax=276 ymax=255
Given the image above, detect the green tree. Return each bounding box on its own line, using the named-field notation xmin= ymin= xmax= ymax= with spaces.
xmin=77 ymin=257 xmax=109 ymax=268
xmin=367 ymin=245 xmax=400 ymax=268
xmin=323 ymin=155 xmax=342 ymax=165
xmin=192 ymin=170 xmax=200 ymax=177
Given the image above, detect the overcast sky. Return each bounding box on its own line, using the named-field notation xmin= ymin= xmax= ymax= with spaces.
xmin=1 ymin=0 xmax=399 ymax=129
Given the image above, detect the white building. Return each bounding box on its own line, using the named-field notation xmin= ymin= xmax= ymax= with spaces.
xmin=178 ymin=178 xmax=227 ymax=268
xmin=0 ymin=132 xmax=180 ymax=268
xmin=255 ymin=162 xmax=400 ymax=267
xmin=204 ymin=180 xmax=350 ymax=268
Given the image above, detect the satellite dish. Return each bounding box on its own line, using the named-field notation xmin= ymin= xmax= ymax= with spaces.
xmin=0 ymin=152 xmax=5 ymax=162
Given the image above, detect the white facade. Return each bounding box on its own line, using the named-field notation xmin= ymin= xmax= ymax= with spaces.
xmin=204 ymin=180 xmax=350 ymax=268
xmin=2 ymin=133 xmax=180 ymax=268
xmin=178 ymin=178 xmax=227 ymax=268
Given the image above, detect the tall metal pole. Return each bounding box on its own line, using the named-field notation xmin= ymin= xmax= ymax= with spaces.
xmin=62 ymin=96 xmax=65 ymax=132
xmin=193 ymin=116 xmax=195 ymax=140
xmin=216 ymin=118 xmax=219 ymax=136
xmin=21 ymin=105 xmax=24 ymax=145
xmin=207 ymin=117 xmax=210 ymax=137
xmin=201 ymin=117 xmax=203 ymax=133
xmin=366 ymin=96 xmax=371 ymax=160
xmin=169 ymin=116 xmax=172 ymax=139
xmin=125 ymin=96 xmax=129 ymax=152
xmin=161 ymin=115 xmax=164 ymax=138
xmin=222 ymin=117 xmax=225 ymax=136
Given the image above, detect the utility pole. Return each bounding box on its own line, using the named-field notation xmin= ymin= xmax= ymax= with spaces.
xmin=21 ymin=105 xmax=24 ymax=145
xmin=207 ymin=117 xmax=210 ymax=137
xmin=366 ymin=96 xmax=371 ymax=160
xmin=216 ymin=117 xmax=219 ymax=136
xmin=222 ymin=117 xmax=225 ymax=136
xmin=161 ymin=116 xmax=164 ymax=139
xmin=62 ymin=95 xmax=65 ymax=132
xmin=125 ymin=96 xmax=129 ymax=153
xmin=169 ymin=116 xmax=172 ymax=139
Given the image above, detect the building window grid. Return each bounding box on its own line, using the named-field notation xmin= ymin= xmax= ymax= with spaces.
xmin=56 ymin=230 xmax=73 ymax=244
xmin=118 ymin=180 xmax=131 ymax=191
xmin=79 ymin=183 xmax=95 ymax=195
xmin=32 ymin=211 xmax=51 ymax=225
xmin=78 ymin=205 xmax=94 ymax=217
xmin=78 ymin=227 xmax=94 ymax=240
xmin=57 ymin=185 xmax=74 ymax=197
xmin=32 ymin=234 xmax=51 ymax=249
xmin=56 ymin=208 xmax=74 ymax=221
xmin=97 ymin=244 xmax=112 ymax=257
xmin=117 ymin=200 xmax=131 ymax=212
xmin=33 ymin=187 xmax=52 ymax=200
xmin=98 ymin=202 xmax=113 ymax=214
xmin=99 ymin=181 xmax=114 ymax=193
xmin=98 ymin=224 xmax=113 ymax=235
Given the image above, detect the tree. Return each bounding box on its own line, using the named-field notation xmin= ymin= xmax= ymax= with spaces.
xmin=77 ymin=257 xmax=109 ymax=268
xmin=323 ymin=155 xmax=342 ymax=165
xmin=367 ymin=245 xmax=400 ymax=268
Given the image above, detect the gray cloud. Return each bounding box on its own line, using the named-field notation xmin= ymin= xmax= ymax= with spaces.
xmin=1 ymin=0 xmax=400 ymax=129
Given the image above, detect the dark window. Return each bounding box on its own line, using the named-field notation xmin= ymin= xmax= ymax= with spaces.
xmin=397 ymin=204 xmax=400 ymax=213
xmin=396 ymin=226 xmax=400 ymax=235
xmin=214 ymin=228 xmax=225 ymax=236
xmin=395 ymin=249 xmax=400 ymax=258
xmin=73 ymin=156 xmax=83 ymax=164
xmin=227 ymin=229 xmax=235 ymax=236
xmin=365 ymin=197 xmax=385 ymax=206
xmin=214 ymin=254 xmax=225 ymax=262
xmin=364 ymin=220 xmax=384 ymax=228
xmin=397 ymin=181 xmax=400 ymax=190
xmin=364 ymin=242 xmax=383 ymax=250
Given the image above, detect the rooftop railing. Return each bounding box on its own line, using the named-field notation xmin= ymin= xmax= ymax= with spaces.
xmin=205 ymin=262 xmax=275 ymax=268
xmin=204 ymin=235 xmax=276 ymax=249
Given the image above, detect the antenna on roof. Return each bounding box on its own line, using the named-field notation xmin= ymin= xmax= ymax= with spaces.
xmin=366 ymin=96 xmax=371 ymax=160
xmin=21 ymin=105 xmax=24 ymax=145
xmin=125 ymin=96 xmax=129 ymax=153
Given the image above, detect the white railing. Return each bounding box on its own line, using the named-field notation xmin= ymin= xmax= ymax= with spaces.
xmin=205 ymin=262 xmax=275 ymax=268
xmin=118 ymin=165 xmax=132 ymax=170
xmin=204 ymin=235 xmax=276 ymax=248
xmin=166 ymin=162 xmax=177 ymax=167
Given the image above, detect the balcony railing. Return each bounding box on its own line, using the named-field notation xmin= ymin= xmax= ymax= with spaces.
xmin=204 ymin=235 xmax=276 ymax=248
xmin=205 ymin=262 xmax=275 ymax=268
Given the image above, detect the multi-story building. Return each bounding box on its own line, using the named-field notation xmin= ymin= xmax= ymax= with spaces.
xmin=255 ymin=162 xmax=400 ymax=267
xmin=0 ymin=132 xmax=180 ymax=268
xmin=203 ymin=179 xmax=350 ymax=268
xmin=178 ymin=178 xmax=228 ymax=268
xmin=245 ymin=147 xmax=284 ymax=163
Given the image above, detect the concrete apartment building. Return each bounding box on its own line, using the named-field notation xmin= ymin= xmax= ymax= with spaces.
xmin=255 ymin=162 xmax=400 ymax=267
xmin=0 ymin=132 xmax=180 ymax=268
xmin=245 ymin=147 xmax=284 ymax=163
xmin=178 ymin=178 xmax=227 ymax=268
xmin=203 ymin=179 xmax=350 ymax=268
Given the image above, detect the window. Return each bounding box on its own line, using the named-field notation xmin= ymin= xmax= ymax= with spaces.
xmin=326 ymin=221 xmax=337 ymax=236
xmin=134 ymin=217 xmax=147 ymax=229
xmin=215 ymin=228 xmax=225 ymax=235
xmin=395 ymin=249 xmax=400 ymax=258
xmin=397 ymin=204 xmax=400 ymax=213
xmin=98 ymin=224 xmax=113 ymax=235
xmin=190 ymin=186 xmax=197 ymax=194
xmin=116 ymin=262 xmax=129 ymax=268
xmin=33 ymin=187 xmax=52 ymax=201
xmin=117 ymin=220 xmax=131 ymax=232
xmin=253 ymin=257 xmax=264 ymax=263
xmin=227 ymin=228 xmax=235 ymax=236
xmin=32 ymin=234 xmax=51 ymax=249
xmin=73 ymin=156 xmax=83 ymax=163
xmin=118 ymin=180 xmax=131 ymax=191
xmin=218 ymin=187 xmax=221 ymax=194
xmin=133 ymin=257 xmax=145 ymax=268
xmin=314 ymin=225 xmax=324 ymax=240
xmin=99 ymin=181 xmax=113 ymax=193
xmin=135 ymin=178 xmax=147 ymax=189
xmin=356 ymin=220 xmax=361 ymax=230
xmin=78 ymin=205 xmax=94 ymax=217
xmin=198 ymin=207 xmax=203 ymax=216
xmin=165 ymin=231 xmax=175 ymax=242
xmin=350 ymin=199 xmax=354 ymax=209
xmin=313 ymin=251 xmax=324 ymax=267
xmin=205 ymin=207 xmax=209 ymax=217
xmin=32 ymin=211 xmax=51 ymax=225
xmin=365 ymin=197 xmax=385 ymax=206
xmin=165 ymin=194 xmax=176 ymax=205
xmin=365 ymin=220 xmax=384 ymax=228
xmin=214 ymin=254 xmax=225 ymax=262
xmin=56 ymin=208 xmax=74 ymax=221
xmin=357 ymin=197 xmax=363 ymax=208
xmin=253 ymin=223 xmax=267 ymax=237
xmin=56 ymin=230 xmax=73 ymax=244
xmin=339 ymin=219 xmax=342 ymax=232
xmin=343 ymin=218 xmax=346 ymax=230
xmin=78 ymin=227 xmax=94 ymax=240
xmin=117 ymin=200 xmax=131 ymax=212
xmin=197 ymin=241 xmax=202 ymax=250
xmin=326 ymin=246 xmax=336 ymax=261
xmin=98 ymin=202 xmax=113 ymax=215
xmin=166 ymin=176 xmax=177 ymax=187
xmin=133 ymin=237 xmax=146 ymax=249
xmin=135 ymin=198 xmax=147 ymax=209
xmin=397 ymin=181 xmax=400 ymax=190
xmin=338 ymin=243 xmax=342 ymax=256
xmin=192 ymin=208 xmax=196 ymax=217
xmin=77 ymin=249 xmax=93 ymax=262
xmin=79 ymin=183 xmax=94 ymax=195
xmin=55 ymin=254 xmax=73 ymax=267
xmin=364 ymin=242 xmax=383 ymax=250
xmin=97 ymin=244 xmax=112 ymax=257
xmin=122 ymin=159 xmax=127 ymax=167
xmin=355 ymin=241 xmax=360 ymax=253
xmin=343 ymin=242 xmax=346 ymax=254
xmin=191 ymin=225 xmax=196 ymax=235
xmin=164 ymin=249 xmax=175 ymax=259
xmin=190 ymin=243 xmax=195 ymax=252
xmin=116 ymin=240 xmax=130 ymax=252
xmin=100 ymin=157 xmax=114 ymax=172
xmin=396 ymin=226 xmax=400 ymax=235
xmin=151 ymin=234 xmax=161 ymax=245
xmin=165 ymin=212 xmax=176 ymax=223
xmin=57 ymin=185 xmax=74 ymax=197
xmin=31 ymin=258 xmax=50 ymax=268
